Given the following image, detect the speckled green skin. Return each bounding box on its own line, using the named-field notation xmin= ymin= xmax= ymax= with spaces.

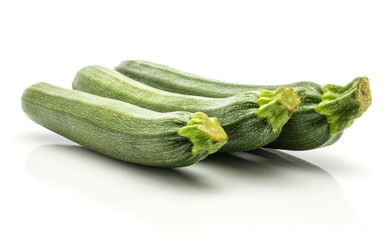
xmin=115 ymin=60 xmax=367 ymax=150
xmin=268 ymin=103 xmax=343 ymax=150
xmin=115 ymin=60 xmax=322 ymax=100
xmin=21 ymin=83 xmax=227 ymax=167
xmin=73 ymin=66 xmax=302 ymax=152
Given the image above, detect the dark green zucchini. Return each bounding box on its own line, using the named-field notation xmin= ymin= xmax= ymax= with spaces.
xmin=115 ymin=60 xmax=372 ymax=150
xmin=21 ymin=83 xmax=228 ymax=167
xmin=72 ymin=66 xmax=305 ymax=152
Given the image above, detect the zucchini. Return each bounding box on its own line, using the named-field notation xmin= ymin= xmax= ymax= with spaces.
xmin=115 ymin=60 xmax=372 ymax=150
xmin=72 ymin=66 xmax=304 ymax=152
xmin=21 ymin=83 xmax=228 ymax=167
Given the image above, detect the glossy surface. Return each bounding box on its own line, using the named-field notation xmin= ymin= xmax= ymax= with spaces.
xmin=2 ymin=1 xmax=391 ymax=240
xmin=22 ymin=83 xmax=227 ymax=167
xmin=116 ymin=60 xmax=323 ymax=100
xmin=116 ymin=60 xmax=364 ymax=150
xmin=73 ymin=66 xmax=302 ymax=151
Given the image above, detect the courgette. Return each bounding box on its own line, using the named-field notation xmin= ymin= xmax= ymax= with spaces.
xmin=72 ymin=66 xmax=304 ymax=152
xmin=21 ymin=83 xmax=228 ymax=167
xmin=115 ymin=60 xmax=372 ymax=150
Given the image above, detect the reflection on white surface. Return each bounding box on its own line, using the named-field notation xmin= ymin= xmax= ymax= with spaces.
xmin=26 ymin=145 xmax=362 ymax=236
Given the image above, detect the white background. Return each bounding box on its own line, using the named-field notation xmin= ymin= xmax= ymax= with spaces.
xmin=1 ymin=0 xmax=391 ymax=239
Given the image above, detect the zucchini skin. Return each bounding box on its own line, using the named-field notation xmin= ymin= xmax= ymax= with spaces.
xmin=73 ymin=66 xmax=302 ymax=152
xmin=115 ymin=60 xmax=323 ymax=102
xmin=115 ymin=60 xmax=369 ymax=150
xmin=21 ymin=83 xmax=227 ymax=167
xmin=267 ymin=105 xmax=343 ymax=150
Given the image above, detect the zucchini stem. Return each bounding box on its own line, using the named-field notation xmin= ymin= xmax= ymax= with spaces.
xmin=178 ymin=112 xmax=228 ymax=155
xmin=315 ymin=76 xmax=372 ymax=135
xmin=256 ymin=87 xmax=305 ymax=132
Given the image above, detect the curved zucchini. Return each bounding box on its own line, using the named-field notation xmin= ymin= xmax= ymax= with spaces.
xmin=21 ymin=83 xmax=228 ymax=167
xmin=72 ymin=66 xmax=304 ymax=152
xmin=115 ymin=60 xmax=372 ymax=150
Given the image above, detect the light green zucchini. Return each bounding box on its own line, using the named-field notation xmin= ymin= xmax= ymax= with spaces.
xmin=21 ymin=83 xmax=228 ymax=167
xmin=115 ymin=60 xmax=372 ymax=150
xmin=72 ymin=66 xmax=305 ymax=152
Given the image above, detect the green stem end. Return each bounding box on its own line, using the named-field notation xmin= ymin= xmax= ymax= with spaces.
xmin=315 ymin=76 xmax=372 ymax=136
xmin=256 ymin=87 xmax=305 ymax=132
xmin=178 ymin=112 xmax=228 ymax=155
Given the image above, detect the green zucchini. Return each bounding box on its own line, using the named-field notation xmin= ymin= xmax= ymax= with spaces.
xmin=72 ymin=66 xmax=304 ymax=152
xmin=115 ymin=60 xmax=372 ymax=150
xmin=21 ymin=83 xmax=228 ymax=167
